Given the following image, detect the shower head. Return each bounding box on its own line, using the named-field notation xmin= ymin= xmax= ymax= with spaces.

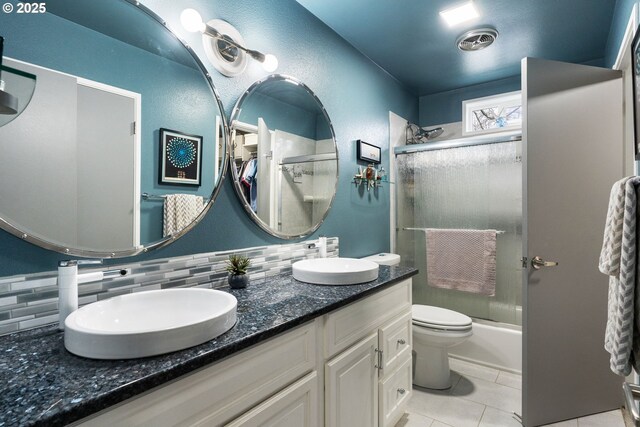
xmin=424 ymin=127 xmax=444 ymax=139
xmin=406 ymin=122 xmax=444 ymax=144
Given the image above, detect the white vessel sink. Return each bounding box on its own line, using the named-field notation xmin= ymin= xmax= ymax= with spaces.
xmin=64 ymin=288 xmax=237 ymax=359
xmin=292 ymin=258 xmax=379 ymax=285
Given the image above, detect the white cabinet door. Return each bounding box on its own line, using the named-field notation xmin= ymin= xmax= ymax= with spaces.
xmin=325 ymin=332 xmax=379 ymax=427
xmin=225 ymin=372 xmax=317 ymax=427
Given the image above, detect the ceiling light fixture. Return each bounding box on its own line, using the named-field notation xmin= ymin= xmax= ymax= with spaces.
xmin=439 ymin=1 xmax=480 ymax=27
xmin=180 ymin=8 xmax=278 ymax=76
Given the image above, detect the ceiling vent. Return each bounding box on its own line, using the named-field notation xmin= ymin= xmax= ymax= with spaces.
xmin=456 ymin=28 xmax=498 ymax=51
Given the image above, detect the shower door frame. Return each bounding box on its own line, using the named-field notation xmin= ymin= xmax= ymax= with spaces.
xmin=394 ymin=131 xmax=523 ymax=327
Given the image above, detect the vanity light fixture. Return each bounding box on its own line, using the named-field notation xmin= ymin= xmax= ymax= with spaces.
xmin=0 ymin=37 xmax=18 ymax=115
xmin=180 ymin=8 xmax=278 ymax=77
xmin=439 ymin=1 xmax=480 ymax=27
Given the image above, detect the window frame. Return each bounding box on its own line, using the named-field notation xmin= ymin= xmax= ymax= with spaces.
xmin=462 ymin=90 xmax=522 ymax=136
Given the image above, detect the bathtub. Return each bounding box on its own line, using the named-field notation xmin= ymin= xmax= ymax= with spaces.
xmin=448 ymin=318 xmax=522 ymax=374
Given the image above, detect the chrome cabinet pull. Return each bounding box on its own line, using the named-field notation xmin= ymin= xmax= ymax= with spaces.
xmin=531 ymin=256 xmax=559 ymax=270
xmin=374 ymin=348 xmax=384 ymax=370
xmin=398 ymin=388 xmax=406 ymax=394
xmin=397 ymin=338 xmax=406 ymax=345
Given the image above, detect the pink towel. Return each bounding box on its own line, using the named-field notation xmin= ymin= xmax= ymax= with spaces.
xmin=426 ymin=228 xmax=496 ymax=296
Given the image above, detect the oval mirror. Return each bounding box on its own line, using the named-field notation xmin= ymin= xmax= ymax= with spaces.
xmin=0 ymin=0 xmax=227 ymax=257
xmin=230 ymin=75 xmax=338 ymax=238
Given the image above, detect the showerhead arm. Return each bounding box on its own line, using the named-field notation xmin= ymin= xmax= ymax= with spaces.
xmin=406 ymin=122 xmax=444 ymax=144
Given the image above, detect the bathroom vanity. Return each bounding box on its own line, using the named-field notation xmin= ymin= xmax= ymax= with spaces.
xmin=0 ymin=266 xmax=416 ymax=427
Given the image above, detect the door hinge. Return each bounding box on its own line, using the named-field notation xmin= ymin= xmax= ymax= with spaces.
xmin=521 ymin=257 xmax=528 ymax=269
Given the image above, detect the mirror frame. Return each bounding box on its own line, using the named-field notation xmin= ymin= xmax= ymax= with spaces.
xmin=229 ymin=74 xmax=338 ymax=239
xmin=0 ymin=0 xmax=229 ymax=258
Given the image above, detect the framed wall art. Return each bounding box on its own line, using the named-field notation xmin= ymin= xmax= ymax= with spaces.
xmin=159 ymin=128 xmax=202 ymax=186
xmin=356 ymin=139 xmax=381 ymax=164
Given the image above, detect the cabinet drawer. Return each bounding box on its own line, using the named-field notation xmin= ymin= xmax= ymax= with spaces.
xmin=78 ymin=321 xmax=317 ymax=427
xmin=225 ymin=372 xmax=318 ymax=427
xmin=378 ymin=355 xmax=412 ymax=427
xmin=379 ymin=312 xmax=412 ymax=374
xmin=324 ymin=279 xmax=412 ymax=358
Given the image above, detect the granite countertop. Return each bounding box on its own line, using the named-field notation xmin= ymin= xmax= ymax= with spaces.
xmin=0 ymin=265 xmax=417 ymax=427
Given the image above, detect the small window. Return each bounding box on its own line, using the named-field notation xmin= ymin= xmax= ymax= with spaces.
xmin=462 ymin=91 xmax=522 ymax=136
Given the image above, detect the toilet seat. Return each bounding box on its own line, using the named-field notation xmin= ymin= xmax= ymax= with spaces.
xmin=412 ymin=304 xmax=472 ymax=332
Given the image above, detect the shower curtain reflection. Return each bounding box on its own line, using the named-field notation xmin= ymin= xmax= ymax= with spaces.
xmin=396 ymin=139 xmax=522 ymax=325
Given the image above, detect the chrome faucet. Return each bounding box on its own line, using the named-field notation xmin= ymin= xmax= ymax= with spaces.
xmin=306 ymin=236 xmax=327 ymax=257
xmin=57 ymin=259 xmax=127 ymax=330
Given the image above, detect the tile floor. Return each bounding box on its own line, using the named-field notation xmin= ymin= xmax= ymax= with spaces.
xmin=397 ymin=358 xmax=627 ymax=427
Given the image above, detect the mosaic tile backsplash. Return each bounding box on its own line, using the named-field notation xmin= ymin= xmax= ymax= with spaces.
xmin=0 ymin=237 xmax=339 ymax=336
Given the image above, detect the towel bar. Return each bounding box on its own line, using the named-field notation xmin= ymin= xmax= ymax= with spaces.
xmin=399 ymin=227 xmax=505 ymax=234
xmin=141 ymin=193 xmax=210 ymax=203
xmin=623 ymin=382 xmax=640 ymax=424
xmin=141 ymin=193 xmax=167 ymax=201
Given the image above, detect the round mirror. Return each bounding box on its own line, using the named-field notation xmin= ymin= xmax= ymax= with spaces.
xmin=230 ymin=75 xmax=338 ymax=238
xmin=0 ymin=0 xmax=228 ymax=257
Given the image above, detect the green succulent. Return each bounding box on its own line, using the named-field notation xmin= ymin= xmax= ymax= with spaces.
xmin=226 ymin=254 xmax=251 ymax=275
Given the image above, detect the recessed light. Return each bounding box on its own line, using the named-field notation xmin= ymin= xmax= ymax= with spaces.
xmin=439 ymin=1 xmax=480 ymax=27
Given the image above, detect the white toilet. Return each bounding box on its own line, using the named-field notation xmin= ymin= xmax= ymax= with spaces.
xmin=361 ymin=252 xmax=401 ymax=266
xmin=412 ymin=304 xmax=472 ymax=389
xmin=361 ymin=253 xmax=473 ymax=389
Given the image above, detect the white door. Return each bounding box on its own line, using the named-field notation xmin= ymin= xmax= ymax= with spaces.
xmin=522 ymin=57 xmax=624 ymax=426
xmin=257 ymin=118 xmax=272 ymax=226
xmin=325 ymin=332 xmax=379 ymax=427
xmin=76 ymin=82 xmax=138 ymax=250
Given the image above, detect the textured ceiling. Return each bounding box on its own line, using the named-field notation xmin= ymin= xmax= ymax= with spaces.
xmin=296 ymin=0 xmax=617 ymax=96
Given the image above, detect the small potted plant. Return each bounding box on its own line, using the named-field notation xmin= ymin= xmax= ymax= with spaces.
xmin=226 ymin=254 xmax=251 ymax=289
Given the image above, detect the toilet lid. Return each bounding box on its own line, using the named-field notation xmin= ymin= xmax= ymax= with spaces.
xmin=412 ymin=304 xmax=472 ymax=328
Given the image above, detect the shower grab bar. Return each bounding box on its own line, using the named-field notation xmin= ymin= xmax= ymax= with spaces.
xmin=400 ymin=227 xmax=505 ymax=234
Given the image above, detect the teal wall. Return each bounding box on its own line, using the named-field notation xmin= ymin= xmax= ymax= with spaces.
xmin=0 ymin=11 xmax=218 ymax=246
xmin=238 ymin=92 xmax=322 ymax=141
xmin=418 ymin=58 xmax=607 ymax=127
xmin=0 ymin=0 xmax=417 ymax=276
xmin=419 ymin=76 xmax=521 ymax=127
xmin=605 ymin=0 xmax=639 ymax=68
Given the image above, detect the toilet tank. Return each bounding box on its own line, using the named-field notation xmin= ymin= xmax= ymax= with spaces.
xmin=362 ymin=253 xmax=401 ymax=266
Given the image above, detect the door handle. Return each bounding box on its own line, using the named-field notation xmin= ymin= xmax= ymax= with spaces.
xmin=531 ymin=256 xmax=559 ymax=270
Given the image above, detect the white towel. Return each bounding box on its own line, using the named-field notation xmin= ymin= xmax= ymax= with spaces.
xmin=425 ymin=228 xmax=496 ymax=296
xmin=600 ymin=177 xmax=640 ymax=376
xmin=599 ymin=177 xmax=628 ymax=276
xmin=163 ymin=194 xmax=204 ymax=237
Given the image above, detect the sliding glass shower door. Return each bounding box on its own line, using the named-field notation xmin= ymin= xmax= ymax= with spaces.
xmin=396 ymin=139 xmax=522 ymax=325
